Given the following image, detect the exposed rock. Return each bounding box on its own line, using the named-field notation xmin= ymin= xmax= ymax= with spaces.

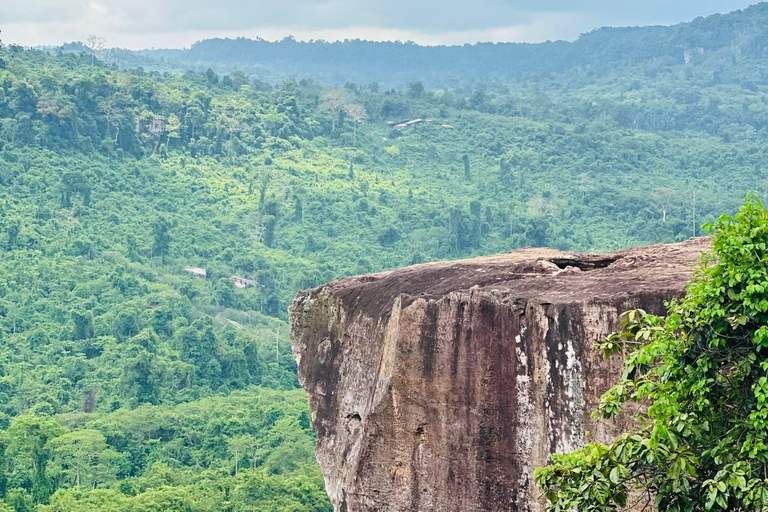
xmin=684 ymin=46 xmax=705 ymax=64
xmin=290 ymin=238 xmax=711 ymax=512
xmin=183 ymin=267 xmax=207 ymax=279
xmin=135 ymin=116 xmax=166 ymax=136
xmin=393 ymin=119 xmax=424 ymax=130
xmin=218 ymin=316 xmax=244 ymax=329
xmin=230 ymin=276 xmax=256 ymax=289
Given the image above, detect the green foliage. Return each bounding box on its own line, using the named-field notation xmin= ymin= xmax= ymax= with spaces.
xmin=0 ymin=9 xmax=766 ymax=510
xmin=100 ymin=5 xmax=768 ymax=88
xmin=46 ymin=430 xmax=121 ymax=490
xmin=0 ymin=390 xmax=327 ymax=511
xmin=536 ymin=196 xmax=768 ymax=511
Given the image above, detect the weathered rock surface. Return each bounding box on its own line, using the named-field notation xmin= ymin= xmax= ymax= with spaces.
xmin=290 ymin=238 xmax=710 ymax=512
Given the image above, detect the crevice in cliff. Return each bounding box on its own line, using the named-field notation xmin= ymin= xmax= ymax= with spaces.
xmin=546 ymin=256 xmax=621 ymax=272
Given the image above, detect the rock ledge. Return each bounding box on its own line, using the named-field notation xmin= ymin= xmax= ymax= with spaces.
xmin=290 ymin=238 xmax=710 ymax=512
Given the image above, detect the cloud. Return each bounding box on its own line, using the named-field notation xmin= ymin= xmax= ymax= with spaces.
xmin=0 ymin=0 xmax=758 ymax=49
xmin=0 ymin=0 xmax=87 ymax=24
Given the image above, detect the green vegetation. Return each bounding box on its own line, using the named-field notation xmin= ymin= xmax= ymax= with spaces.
xmin=536 ymin=196 xmax=768 ymax=510
xmin=0 ymin=46 xmax=333 ymax=511
xmin=96 ymin=3 xmax=768 ymax=88
xmin=1 ymin=4 xmax=768 ymax=510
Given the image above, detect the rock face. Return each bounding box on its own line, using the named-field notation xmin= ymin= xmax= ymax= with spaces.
xmin=290 ymin=238 xmax=710 ymax=512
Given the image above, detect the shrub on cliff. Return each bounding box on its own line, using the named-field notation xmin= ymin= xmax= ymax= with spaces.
xmin=536 ymin=195 xmax=768 ymax=511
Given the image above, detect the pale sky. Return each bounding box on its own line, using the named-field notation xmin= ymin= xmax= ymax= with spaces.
xmin=0 ymin=0 xmax=759 ymax=49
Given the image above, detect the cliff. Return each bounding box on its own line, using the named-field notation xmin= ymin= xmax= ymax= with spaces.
xmin=290 ymin=238 xmax=710 ymax=512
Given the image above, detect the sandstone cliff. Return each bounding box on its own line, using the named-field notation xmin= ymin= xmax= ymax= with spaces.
xmin=290 ymin=238 xmax=710 ymax=512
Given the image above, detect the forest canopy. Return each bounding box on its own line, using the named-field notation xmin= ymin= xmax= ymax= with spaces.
xmin=1 ymin=3 xmax=768 ymax=510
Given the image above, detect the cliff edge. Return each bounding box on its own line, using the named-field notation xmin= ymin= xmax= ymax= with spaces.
xmin=290 ymin=238 xmax=710 ymax=511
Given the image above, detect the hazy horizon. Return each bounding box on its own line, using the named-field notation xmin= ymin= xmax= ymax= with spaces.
xmin=0 ymin=0 xmax=758 ymax=50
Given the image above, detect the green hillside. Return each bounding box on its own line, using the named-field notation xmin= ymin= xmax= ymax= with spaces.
xmin=100 ymin=3 xmax=768 ymax=87
xmin=0 ymin=5 xmax=767 ymax=509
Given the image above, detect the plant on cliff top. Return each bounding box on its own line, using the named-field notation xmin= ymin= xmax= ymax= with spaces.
xmin=536 ymin=195 xmax=768 ymax=511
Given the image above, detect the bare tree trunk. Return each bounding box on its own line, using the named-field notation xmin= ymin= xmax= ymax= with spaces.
xmin=692 ymin=191 xmax=698 ymax=237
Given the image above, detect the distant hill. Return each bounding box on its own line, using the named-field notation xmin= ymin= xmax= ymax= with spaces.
xmin=5 ymin=3 xmax=768 ymax=509
xmin=95 ymin=3 xmax=768 ymax=87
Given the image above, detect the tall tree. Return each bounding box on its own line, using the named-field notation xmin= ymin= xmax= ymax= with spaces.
xmin=84 ymin=36 xmax=106 ymax=65
xmin=6 ymin=221 xmax=19 ymax=249
xmin=46 ymin=430 xmax=119 ymax=490
xmin=653 ymin=187 xmax=676 ymax=223
xmin=319 ymin=89 xmax=352 ymax=132
xmin=5 ymin=415 xmax=65 ymax=501
xmin=97 ymin=98 xmax=122 ymax=146
xmin=151 ymin=217 xmax=171 ymax=260
xmin=343 ymin=103 xmax=367 ymax=145
xmin=226 ymin=435 xmax=255 ymax=476
xmin=407 ymin=81 xmax=424 ymax=98
xmin=462 ymin=154 xmax=470 ymax=180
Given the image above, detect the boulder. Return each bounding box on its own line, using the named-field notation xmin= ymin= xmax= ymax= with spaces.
xmin=290 ymin=238 xmax=710 ymax=511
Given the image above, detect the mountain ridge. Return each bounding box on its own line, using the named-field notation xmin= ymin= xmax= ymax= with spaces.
xmin=86 ymin=2 xmax=768 ymax=86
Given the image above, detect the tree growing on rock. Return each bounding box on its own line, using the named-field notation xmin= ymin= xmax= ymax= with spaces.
xmin=536 ymin=196 xmax=768 ymax=511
